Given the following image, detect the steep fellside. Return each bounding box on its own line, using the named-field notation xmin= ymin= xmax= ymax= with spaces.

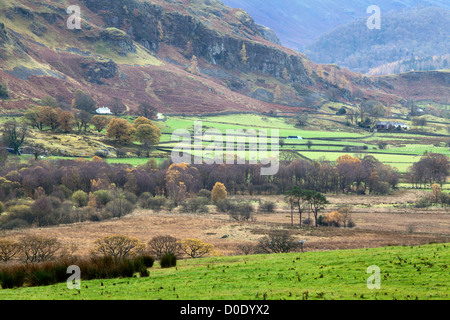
xmin=0 ymin=0 xmax=448 ymax=115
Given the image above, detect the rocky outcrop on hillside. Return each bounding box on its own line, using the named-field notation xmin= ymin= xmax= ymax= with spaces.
xmin=100 ymin=28 xmax=137 ymax=56
xmin=80 ymin=58 xmax=118 ymax=84
xmin=81 ymin=0 xmax=312 ymax=86
xmin=0 ymin=23 xmax=8 ymax=45
xmin=256 ymin=24 xmax=281 ymax=45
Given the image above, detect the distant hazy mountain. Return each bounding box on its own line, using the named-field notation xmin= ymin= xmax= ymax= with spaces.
xmin=305 ymin=7 xmax=450 ymax=73
xmin=221 ymin=0 xmax=450 ymax=51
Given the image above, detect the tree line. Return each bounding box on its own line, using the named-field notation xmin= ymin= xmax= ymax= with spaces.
xmin=1 ymin=90 xmax=161 ymax=156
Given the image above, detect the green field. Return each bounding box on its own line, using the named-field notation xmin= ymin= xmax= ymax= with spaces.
xmin=9 ymin=113 xmax=449 ymax=176
xmin=1 ymin=244 xmax=448 ymax=300
xmin=157 ymin=114 xmax=449 ymax=173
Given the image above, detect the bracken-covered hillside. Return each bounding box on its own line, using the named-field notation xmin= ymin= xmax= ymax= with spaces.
xmin=0 ymin=0 xmax=449 ymax=115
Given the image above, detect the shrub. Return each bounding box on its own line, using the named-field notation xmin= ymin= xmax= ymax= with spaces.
xmin=237 ymin=243 xmax=255 ymax=255
xmin=0 ymin=265 xmax=25 ymax=289
xmin=0 ymin=218 xmax=30 ymax=230
xmin=138 ymin=264 xmax=149 ymax=277
xmin=140 ymin=195 xmax=166 ymax=212
xmin=197 ymin=189 xmax=211 ymax=200
xmin=116 ymin=258 xmax=137 ymax=278
xmin=372 ymin=181 xmax=390 ymax=195
xmin=440 ymin=192 xmax=450 ymax=206
xmin=160 ymin=252 xmax=177 ymax=268
xmin=0 ymin=253 xmax=154 ymax=288
xmin=347 ymin=219 xmax=356 ymax=228
xmin=93 ymin=190 xmax=113 ymax=206
xmin=31 ymin=196 xmax=55 ymax=227
xmin=27 ymin=268 xmax=56 ymax=287
xmin=182 ymin=196 xmax=209 ymax=213
xmin=123 ymin=191 xmax=138 ymax=205
xmin=166 ymin=200 xmax=178 ymax=211
xmin=0 ymin=83 xmax=9 ymax=99
xmin=216 ymin=199 xmax=236 ymax=213
xmin=259 ymin=201 xmax=276 ymax=213
xmin=317 ymin=215 xmax=325 ymax=226
xmin=256 ymin=230 xmax=299 ymax=254
xmin=141 ymin=255 xmax=155 ymax=268
xmin=105 ymin=197 xmax=134 ymax=218
xmin=228 ymin=203 xmax=254 ymax=222
xmin=302 ymin=218 xmax=313 ymax=226
xmin=322 ymin=211 xmax=343 ymax=227
xmin=3 ymin=205 xmax=33 ymax=225
xmin=378 ymin=142 xmax=388 ymax=150
xmin=138 ymin=192 xmax=152 ymax=208
xmin=415 ymin=197 xmax=432 ymax=208
xmin=72 ymin=190 xmax=89 ymax=208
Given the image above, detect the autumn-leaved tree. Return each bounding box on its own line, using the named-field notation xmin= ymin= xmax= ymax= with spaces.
xmin=211 ymin=182 xmax=227 ymax=205
xmin=38 ymin=106 xmax=60 ymax=131
xmin=58 ymin=110 xmax=75 ymax=132
xmin=178 ymin=239 xmax=214 ymax=259
xmin=90 ymin=115 xmax=110 ymax=133
xmin=188 ymin=55 xmax=200 ymax=74
xmin=133 ymin=121 xmax=161 ymax=144
xmin=165 ymin=163 xmax=202 ymax=206
xmin=106 ymin=118 xmax=134 ymax=144
xmin=240 ymin=43 xmax=248 ymax=64
xmin=132 ymin=117 xmax=161 ymax=156
xmin=431 ymin=183 xmax=442 ymax=204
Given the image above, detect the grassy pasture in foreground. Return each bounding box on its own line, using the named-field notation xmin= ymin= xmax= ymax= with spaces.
xmin=1 ymin=244 xmax=448 ymax=300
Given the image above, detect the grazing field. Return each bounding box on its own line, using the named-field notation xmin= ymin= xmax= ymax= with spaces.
xmin=1 ymin=243 xmax=448 ymax=300
xmin=155 ymin=113 xmax=449 ymax=174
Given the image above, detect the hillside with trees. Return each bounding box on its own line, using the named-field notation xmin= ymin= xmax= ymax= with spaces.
xmin=305 ymin=7 xmax=450 ymax=74
xmin=222 ymin=0 xmax=450 ymax=51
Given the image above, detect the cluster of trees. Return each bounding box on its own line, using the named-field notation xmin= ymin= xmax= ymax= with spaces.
xmin=1 ymin=90 xmax=161 ymax=156
xmin=285 ymin=186 xmax=329 ymax=228
xmin=0 ymin=233 xmax=216 ymax=267
xmin=2 ymin=110 xmax=161 ymax=157
xmin=0 ymin=234 xmax=154 ymax=289
xmin=0 ymin=151 xmax=446 ymax=231
xmin=408 ymin=153 xmax=449 ymax=188
xmin=0 ymin=153 xmax=404 ymax=230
